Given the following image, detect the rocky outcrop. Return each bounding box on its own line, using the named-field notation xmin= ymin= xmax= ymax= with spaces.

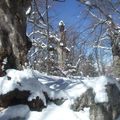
xmin=71 ymin=83 xmax=120 ymax=120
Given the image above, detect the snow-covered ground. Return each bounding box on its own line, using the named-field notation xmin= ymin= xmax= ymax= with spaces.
xmin=0 ymin=69 xmax=119 ymax=120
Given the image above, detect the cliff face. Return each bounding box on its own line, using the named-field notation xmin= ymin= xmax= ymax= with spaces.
xmin=0 ymin=0 xmax=32 ymax=71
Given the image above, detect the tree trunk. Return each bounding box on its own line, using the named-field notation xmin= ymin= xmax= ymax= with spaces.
xmin=108 ymin=21 xmax=120 ymax=77
xmin=0 ymin=0 xmax=32 ymax=72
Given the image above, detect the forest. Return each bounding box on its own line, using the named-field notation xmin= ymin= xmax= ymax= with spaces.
xmin=0 ymin=0 xmax=120 ymax=120
xmin=26 ymin=0 xmax=120 ymax=77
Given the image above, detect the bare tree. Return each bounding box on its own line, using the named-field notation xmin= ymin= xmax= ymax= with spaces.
xmin=27 ymin=0 xmax=68 ymax=75
xmin=77 ymin=0 xmax=120 ymax=76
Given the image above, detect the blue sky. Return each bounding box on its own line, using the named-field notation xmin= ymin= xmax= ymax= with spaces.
xmin=49 ymin=0 xmax=93 ymax=34
xmin=27 ymin=0 xmax=82 ymax=34
xmin=27 ymin=0 xmax=113 ymax=64
xmin=49 ymin=0 xmax=82 ymax=28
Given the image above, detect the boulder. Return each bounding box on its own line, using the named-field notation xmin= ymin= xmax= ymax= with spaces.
xmin=71 ymin=88 xmax=95 ymax=111
xmin=71 ymin=83 xmax=120 ymax=120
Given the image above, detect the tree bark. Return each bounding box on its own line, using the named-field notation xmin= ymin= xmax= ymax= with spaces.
xmin=0 ymin=0 xmax=32 ymax=72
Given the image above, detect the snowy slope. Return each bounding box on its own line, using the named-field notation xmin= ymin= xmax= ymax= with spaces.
xmin=0 ymin=69 xmax=119 ymax=120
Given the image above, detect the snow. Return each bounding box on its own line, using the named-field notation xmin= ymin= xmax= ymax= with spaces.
xmin=1 ymin=58 xmax=7 ymax=70
xmin=82 ymin=76 xmax=109 ymax=103
xmin=60 ymin=42 xmax=64 ymax=46
xmin=0 ymin=69 xmax=120 ymax=120
xmin=65 ymin=46 xmax=70 ymax=52
xmin=27 ymin=102 xmax=90 ymax=120
xmin=42 ymin=75 xmax=120 ymax=103
xmin=27 ymin=103 xmax=81 ymax=120
xmin=2 ymin=58 xmax=7 ymax=65
xmin=0 ymin=103 xmax=89 ymax=120
xmin=38 ymin=75 xmax=110 ymax=103
xmin=59 ymin=20 xmax=65 ymax=26
xmin=26 ymin=6 xmax=31 ymax=15
xmin=0 ymin=69 xmax=52 ymax=105
xmin=0 ymin=105 xmax=30 ymax=120
xmin=85 ymin=1 xmax=91 ymax=6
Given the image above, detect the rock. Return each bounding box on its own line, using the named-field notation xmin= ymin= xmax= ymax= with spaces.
xmin=71 ymin=88 xmax=95 ymax=111
xmin=0 ymin=89 xmax=46 ymax=111
xmin=71 ymin=83 xmax=120 ymax=120
xmin=0 ymin=89 xmax=30 ymax=108
xmin=90 ymin=103 xmax=112 ymax=120
xmin=106 ymin=83 xmax=120 ymax=120
xmin=29 ymin=96 xmax=45 ymax=111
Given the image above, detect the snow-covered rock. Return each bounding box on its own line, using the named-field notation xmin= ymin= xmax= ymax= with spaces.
xmin=70 ymin=77 xmax=120 ymax=120
xmin=0 ymin=69 xmax=120 ymax=120
xmin=0 ymin=69 xmax=54 ymax=111
xmin=38 ymin=75 xmax=120 ymax=120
